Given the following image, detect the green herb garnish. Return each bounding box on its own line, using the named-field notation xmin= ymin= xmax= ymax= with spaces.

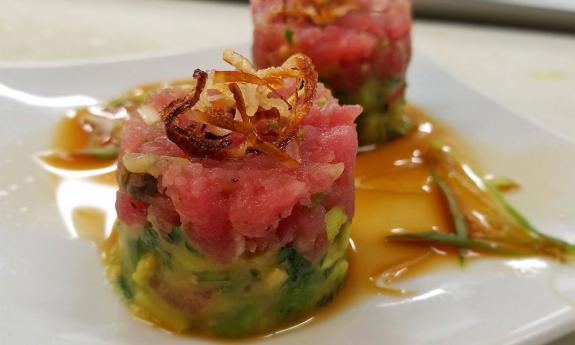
xmin=310 ymin=193 xmax=326 ymax=207
xmin=116 ymin=274 xmax=133 ymax=300
xmin=387 ymin=231 xmax=535 ymax=256
xmin=166 ymin=227 xmax=183 ymax=244
xmin=279 ymin=246 xmax=312 ymax=282
xmin=284 ymin=28 xmax=294 ymax=44
xmin=185 ymin=242 xmax=203 ymax=257
xmin=277 ymin=246 xmax=315 ymax=316
xmin=387 ymin=145 xmax=575 ymax=263
xmin=430 ymin=168 xmax=468 ymax=264
xmin=137 ymin=227 xmax=173 ymax=268
xmin=74 ymin=146 xmax=119 ymax=159
xmin=484 ymin=179 xmax=575 ymax=258
xmin=139 ymin=227 xmax=159 ymax=250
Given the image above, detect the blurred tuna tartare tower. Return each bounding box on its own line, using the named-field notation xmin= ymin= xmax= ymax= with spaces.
xmin=107 ymin=50 xmax=361 ymax=337
xmin=252 ymin=0 xmax=413 ymax=146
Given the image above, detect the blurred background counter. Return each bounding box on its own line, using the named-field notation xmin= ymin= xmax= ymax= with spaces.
xmin=1 ymin=0 xmax=574 ymax=142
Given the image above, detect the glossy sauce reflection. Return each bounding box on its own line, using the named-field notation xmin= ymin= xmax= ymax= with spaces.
xmin=42 ymin=112 xmax=117 ymax=243
xmin=43 ymin=105 xmax=465 ymax=338
xmin=345 ymin=107 xmax=458 ymax=298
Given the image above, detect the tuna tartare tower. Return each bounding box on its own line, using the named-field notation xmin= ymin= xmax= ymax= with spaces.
xmin=252 ymin=0 xmax=413 ymax=146
xmin=106 ymin=51 xmax=361 ymax=337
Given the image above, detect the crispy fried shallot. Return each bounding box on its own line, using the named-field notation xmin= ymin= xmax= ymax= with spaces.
xmin=158 ymin=51 xmax=318 ymax=166
xmin=280 ymin=0 xmax=358 ymax=25
xmin=160 ymin=70 xmax=232 ymax=158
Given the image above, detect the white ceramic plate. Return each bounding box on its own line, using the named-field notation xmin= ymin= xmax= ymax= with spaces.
xmin=1 ymin=47 xmax=574 ymax=345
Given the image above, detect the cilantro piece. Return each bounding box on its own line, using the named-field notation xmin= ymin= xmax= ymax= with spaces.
xmin=310 ymin=193 xmax=326 ymax=207
xmin=284 ymin=28 xmax=294 ymax=44
xmin=117 ymin=274 xmax=133 ymax=301
xmin=185 ymin=242 xmax=203 ymax=257
xmin=277 ymin=246 xmax=316 ymax=316
xmin=138 ymin=227 xmax=159 ymax=250
xmin=74 ymin=146 xmax=119 ymax=159
xmin=429 ymin=168 xmax=468 ymax=264
xmin=166 ymin=227 xmax=183 ymax=244
xmin=387 ymin=231 xmax=536 ymax=256
xmin=278 ymin=246 xmax=312 ymax=282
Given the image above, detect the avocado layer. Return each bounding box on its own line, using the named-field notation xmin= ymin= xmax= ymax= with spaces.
xmin=336 ymin=76 xmax=412 ymax=146
xmin=104 ymin=206 xmax=350 ymax=337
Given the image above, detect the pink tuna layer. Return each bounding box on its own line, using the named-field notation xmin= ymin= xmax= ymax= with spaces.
xmin=116 ymin=84 xmax=360 ymax=262
xmin=252 ymin=0 xmax=412 ymax=93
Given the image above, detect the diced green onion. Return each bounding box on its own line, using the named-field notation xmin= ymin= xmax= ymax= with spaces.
xmin=284 ymin=29 xmax=294 ymax=44
xmin=387 ymin=231 xmax=535 ymax=256
xmin=430 ymin=167 xmax=469 ymax=263
xmin=75 ymin=146 xmax=120 ymax=159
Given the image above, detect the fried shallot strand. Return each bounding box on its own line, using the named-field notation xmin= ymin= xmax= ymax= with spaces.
xmin=162 ymin=69 xmax=207 ymax=125
xmin=161 ymin=69 xmax=231 ymax=158
xmin=277 ymin=55 xmax=317 ymax=149
xmin=229 ymin=83 xmax=299 ymax=167
xmin=158 ymin=52 xmax=317 ymax=166
xmin=213 ymin=71 xmax=292 ymax=111
xmin=281 ymin=0 xmax=358 ymax=25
